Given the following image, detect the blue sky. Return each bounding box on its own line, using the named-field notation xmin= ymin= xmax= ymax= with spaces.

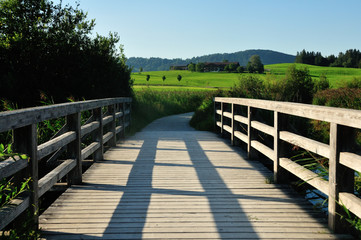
xmin=60 ymin=0 xmax=361 ymax=59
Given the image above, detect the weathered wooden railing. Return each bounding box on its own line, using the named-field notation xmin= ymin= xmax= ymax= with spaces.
xmin=215 ymin=97 xmax=361 ymax=233
xmin=0 ymin=97 xmax=131 ymax=231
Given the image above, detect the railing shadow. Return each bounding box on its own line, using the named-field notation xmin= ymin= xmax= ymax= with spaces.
xmin=41 ymin=113 xmax=332 ymax=239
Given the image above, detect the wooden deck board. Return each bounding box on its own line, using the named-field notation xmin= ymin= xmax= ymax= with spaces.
xmin=40 ymin=113 xmax=352 ymax=239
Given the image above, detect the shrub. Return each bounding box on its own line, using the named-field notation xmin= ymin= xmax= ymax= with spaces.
xmin=314 ymin=73 xmax=330 ymax=92
xmin=345 ymin=77 xmax=361 ymax=89
xmin=313 ymin=88 xmax=361 ymax=110
xmin=231 ymin=75 xmax=267 ymax=99
xmin=190 ymin=90 xmax=227 ymax=131
xmin=283 ymin=64 xmax=314 ymax=103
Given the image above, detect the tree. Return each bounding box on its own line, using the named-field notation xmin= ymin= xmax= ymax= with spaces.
xmin=139 ymin=67 xmax=143 ymax=74
xmin=162 ymin=75 xmax=166 ymax=84
xmin=0 ymin=0 xmax=132 ymax=107
xmin=196 ymin=62 xmax=205 ymax=72
xmin=177 ymin=74 xmax=182 ymax=82
xmin=228 ymin=63 xmax=238 ymax=72
xmin=283 ymin=65 xmax=314 ymax=103
xmin=246 ymin=62 xmax=255 ymax=73
xmin=188 ymin=63 xmax=196 ymax=72
xmin=146 ymin=74 xmax=150 ymax=81
xmin=248 ymin=55 xmax=264 ymax=73
xmin=237 ymin=66 xmax=245 ymax=73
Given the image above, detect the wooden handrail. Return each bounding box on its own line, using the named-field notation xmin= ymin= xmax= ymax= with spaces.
xmin=0 ymin=97 xmax=132 ymax=231
xmin=214 ymin=97 xmax=361 ymax=233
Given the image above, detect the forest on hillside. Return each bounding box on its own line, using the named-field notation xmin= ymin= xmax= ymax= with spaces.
xmin=296 ymin=49 xmax=361 ymax=68
xmin=127 ymin=50 xmax=296 ymax=72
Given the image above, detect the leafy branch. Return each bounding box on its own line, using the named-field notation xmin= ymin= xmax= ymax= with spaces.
xmin=0 ymin=144 xmax=27 ymax=162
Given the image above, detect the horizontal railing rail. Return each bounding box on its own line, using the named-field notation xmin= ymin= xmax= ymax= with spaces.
xmin=0 ymin=97 xmax=131 ymax=231
xmin=214 ymin=97 xmax=361 ymax=233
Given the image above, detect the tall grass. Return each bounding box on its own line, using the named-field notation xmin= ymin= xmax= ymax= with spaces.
xmin=130 ymin=89 xmax=212 ymax=134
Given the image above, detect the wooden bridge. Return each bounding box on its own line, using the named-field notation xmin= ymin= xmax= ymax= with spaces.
xmin=1 ymin=97 xmax=360 ymax=239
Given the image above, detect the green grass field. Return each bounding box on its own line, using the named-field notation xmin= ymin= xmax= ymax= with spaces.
xmin=131 ymin=63 xmax=361 ymax=90
xmin=267 ymin=63 xmax=361 ymax=88
xmin=133 ymin=85 xmax=217 ymax=92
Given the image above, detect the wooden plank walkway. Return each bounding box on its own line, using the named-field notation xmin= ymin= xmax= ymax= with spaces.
xmin=40 ymin=113 xmax=352 ymax=239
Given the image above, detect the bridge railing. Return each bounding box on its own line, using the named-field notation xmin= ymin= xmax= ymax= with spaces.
xmin=214 ymin=97 xmax=361 ymax=232
xmin=0 ymin=97 xmax=131 ymax=231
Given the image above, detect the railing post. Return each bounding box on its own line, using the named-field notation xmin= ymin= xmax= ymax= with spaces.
xmin=66 ymin=112 xmax=82 ymax=185
xmin=213 ymin=99 xmax=217 ymax=131
xmin=329 ymin=123 xmax=355 ymax=232
xmin=122 ymin=103 xmax=126 ymax=138
xmin=273 ymin=112 xmax=289 ymax=183
xmin=13 ymin=124 xmax=38 ymax=228
xmin=274 ymin=111 xmax=280 ymax=183
xmin=231 ymin=103 xmax=235 ymax=146
xmin=127 ymin=101 xmax=132 ymax=133
xmin=247 ymin=106 xmax=257 ymax=159
xmin=93 ymin=107 xmax=104 ymax=161
xmin=220 ymin=102 xmax=224 ymax=136
xmin=108 ymin=104 xmax=117 ymax=146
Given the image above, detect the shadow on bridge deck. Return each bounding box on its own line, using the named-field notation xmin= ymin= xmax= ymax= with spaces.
xmin=40 ymin=113 xmax=351 ymax=239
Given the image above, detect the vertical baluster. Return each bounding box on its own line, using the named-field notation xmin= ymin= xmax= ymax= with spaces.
xmin=128 ymin=101 xmax=132 ymax=132
xmin=273 ymin=112 xmax=289 ymax=183
xmin=122 ymin=102 xmax=126 ymax=138
xmin=220 ymin=102 xmax=224 ymax=136
xmin=231 ymin=103 xmax=235 ymax=146
xmin=13 ymin=124 xmax=38 ymax=228
xmin=93 ymin=107 xmax=103 ymax=161
xmin=213 ymin=99 xmax=217 ymax=131
xmin=247 ymin=106 xmax=256 ymax=159
xmin=329 ymin=123 xmax=355 ymax=232
xmin=273 ymin=111 xmax=280 ymax=183
xmin=108 ymin=104 xmax=117 ymax=146
xmin=67 ymin=112 xmax=82 ymax=185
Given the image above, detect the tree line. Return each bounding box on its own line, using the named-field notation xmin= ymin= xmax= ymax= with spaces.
xmin=0 ymin=0 xmax=132 ymax=108
xmin=296 ymin=49 xmax=361 ymax=68
xmin=127 ymin=50 xmax=295 ymax=72
xmin=186 ymin=55 xmax=264 ymax=74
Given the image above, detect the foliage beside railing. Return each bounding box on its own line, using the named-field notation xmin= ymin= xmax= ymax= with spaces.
xmin=214 ymin=97 xmax=361 ymax=236
xmin=0 ymin=97 xmax=131 ymax=237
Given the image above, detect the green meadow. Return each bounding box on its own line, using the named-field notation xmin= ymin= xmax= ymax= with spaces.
xmin=132 ymin=71 xmax=240 ymax=89
xmin=131 ymin=63 xmax=361 ymax=90
xmin=267 ymin=63 xmax=361 ymax=88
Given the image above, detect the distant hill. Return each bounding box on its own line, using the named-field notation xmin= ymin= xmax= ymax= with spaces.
xmin=127 ymin=49 xmax=296 ymax=72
